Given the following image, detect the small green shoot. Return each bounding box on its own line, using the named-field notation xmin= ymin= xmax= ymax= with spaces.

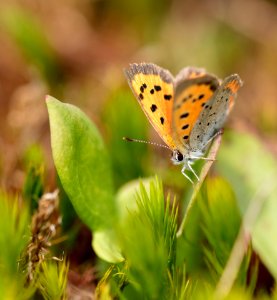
xmin=37 ymin=260 xmax=69 ymax=300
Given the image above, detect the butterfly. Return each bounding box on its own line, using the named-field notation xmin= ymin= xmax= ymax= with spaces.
xmin=124 ymin=63 xmax=242 ymax=183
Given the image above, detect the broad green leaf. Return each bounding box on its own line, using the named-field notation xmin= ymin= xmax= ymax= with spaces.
xmin=115 ymin=177 xmax=152 ymax=220
xmin=176 ymin=196 xmax=204 ymax=272
xmin=93 ymin=229 xmax=124 ymax=263
xmin=46 ymin=96 xmax=116 ymax=231
xmin=252 ymin=187 xmax=277 ymax=279
xmin=217 ymin=131 xmax=277 ymax=212
xmin=217 ymin=131 xmax=277 ymax=279
xmin=199 ymin=177 xmax=243 ymax=283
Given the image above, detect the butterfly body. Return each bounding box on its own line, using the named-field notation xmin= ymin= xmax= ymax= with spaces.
xmin=125 ymin=63 xmax=242 ymax=182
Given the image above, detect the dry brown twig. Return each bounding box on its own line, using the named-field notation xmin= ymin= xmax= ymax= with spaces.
xmin=20 ymin=189 xmax=62 ymax=283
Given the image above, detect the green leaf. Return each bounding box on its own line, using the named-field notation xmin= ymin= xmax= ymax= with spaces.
xmin=176 ymin=196 xmax=204 ymax=272
xmin=93 ymin=229 xmax=124 ymax=263
xmin=199 ymin=178 xmax=243 ymax=283
xmin=252 ymin=187 xmax=277 ymax=279
xmin=217 ymin=131 xmax=277 ymax=212
xmin=46 ymin=96 xmax=116 ymax=231
xmin=217 ymin=131 xmax=277 ymax=279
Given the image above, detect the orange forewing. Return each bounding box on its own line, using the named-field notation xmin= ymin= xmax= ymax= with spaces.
xmin=125 ymin=64 xmax=176 ymax=150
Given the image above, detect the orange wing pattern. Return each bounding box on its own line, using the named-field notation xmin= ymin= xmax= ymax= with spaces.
xmin=125 ymin=63 xmax=242 ymax=155
xmin=125 ymin=63 xmax=176 ymax=150
xmin=172 ymin=68 xmax=220 ymax=150
xmin=224 ymin=75 xmax=242 ymax=113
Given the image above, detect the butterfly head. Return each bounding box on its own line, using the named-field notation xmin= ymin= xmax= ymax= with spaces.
xmin=171 ymin=149 xmax=185 ymax=165
xmin=171 ymin=148 xmax=204 ymax=183
xmin=171 ymin=148 xmax=204 ymax=165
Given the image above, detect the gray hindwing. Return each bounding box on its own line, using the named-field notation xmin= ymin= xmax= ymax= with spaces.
xmin=189 ymin=74 xmax=242 ymax=151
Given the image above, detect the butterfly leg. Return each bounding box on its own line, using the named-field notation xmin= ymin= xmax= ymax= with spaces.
xmin=187 ymin=162 xmax=200 ymax=182
xmin=189 ymin=156 xmax=216 ymax=162
xmin=181 ymin=165 xmax=194 ymax=184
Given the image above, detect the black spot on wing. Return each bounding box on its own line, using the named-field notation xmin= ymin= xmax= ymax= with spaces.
xmin=154 ymin=85 xmax=162 ymax=91
xmin=160 ymin=117 xmax=164 ymax=124
xmin=164 ymin=94 xmax=172 ymax=100
xmin=182 ymin=124 xmax=189 ymax=130
xmin=180 ymin=112 xmax=189 ymax=118
xmin=150 ymin=104 xmax=157 ymax=112
xmin=140 ymin=83 xmax=147 ymax=93
xmin=139 ymin=93 xmax=144 ymax=100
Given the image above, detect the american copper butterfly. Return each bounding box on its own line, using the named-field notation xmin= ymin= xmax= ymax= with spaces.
xmin=124 ymin=63 xmax=242 ymax=183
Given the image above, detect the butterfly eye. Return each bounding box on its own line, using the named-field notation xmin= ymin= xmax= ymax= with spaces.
xmin=173 ymin=150 xmax=183 ymax=162
xmin=177 ymin=152 xmax=184 ymax=161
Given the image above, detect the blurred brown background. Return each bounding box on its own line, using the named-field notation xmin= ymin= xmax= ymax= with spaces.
xmin=0 ymin=0 xmax=276 ymax=190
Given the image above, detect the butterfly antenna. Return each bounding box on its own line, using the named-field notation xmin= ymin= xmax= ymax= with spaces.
xmin=123 ymin=137 xmax=171 ymax=150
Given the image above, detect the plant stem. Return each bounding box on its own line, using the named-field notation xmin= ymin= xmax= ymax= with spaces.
xmin=177 ymin=133 xmax=222 ymax=237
